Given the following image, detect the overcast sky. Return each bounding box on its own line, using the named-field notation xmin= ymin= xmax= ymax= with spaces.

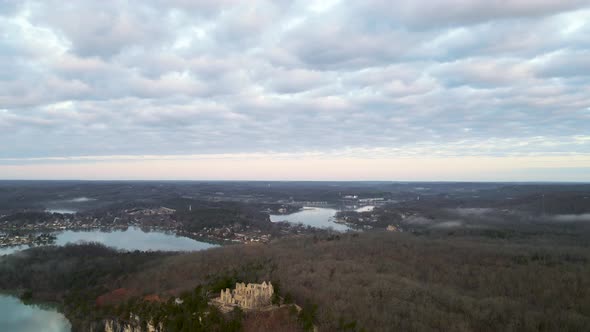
xmin=1 ymin=0 xmax=589 ymax=181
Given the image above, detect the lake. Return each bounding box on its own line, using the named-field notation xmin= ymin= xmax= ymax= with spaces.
xmin=0 ymin=295 xmax=71 ymax=332
xmin=355 ymin=205 xmax=375 ymax=212
xmin=0 ymin=228 xmax=217 ymax=331
xmin=270 ymin=207 xmax=350 ymax=231
xmin=0 ymin=227 xmax=217 ymax=256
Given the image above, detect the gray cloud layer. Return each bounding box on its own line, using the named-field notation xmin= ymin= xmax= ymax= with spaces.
xmin=1 ymin=0 xmax=589 ymax=161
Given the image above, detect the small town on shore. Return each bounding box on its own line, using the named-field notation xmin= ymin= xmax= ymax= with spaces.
xmin=0 ymin=205 xmax=338 ymax=250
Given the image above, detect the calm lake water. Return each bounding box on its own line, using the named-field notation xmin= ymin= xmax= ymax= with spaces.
xmin=355 ymin=205 xmax=375 ymax=212
xmin=0 ymin=227 xmax=218 ymax=331
xmin=270 ymin=207 xmax=350 ymax=231
xmin=0 ymin=295 xmax=71 ymax=332
xmin=0 ymin=227 xmax=217 ymax=256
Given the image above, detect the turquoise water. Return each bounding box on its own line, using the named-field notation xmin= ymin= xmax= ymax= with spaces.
xmin=0 ymin=227 xmax=218 ymax=330
xmin=270 ymin=207 xmax=350 ymax=231
xmin=0 ymin=295 xmax=71 ymax=332
xmin=0 ymin=227 xmax=217 ymax=256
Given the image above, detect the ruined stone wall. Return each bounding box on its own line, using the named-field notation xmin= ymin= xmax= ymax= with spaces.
xmin=219 ymin=281 xmax=274 ymax=309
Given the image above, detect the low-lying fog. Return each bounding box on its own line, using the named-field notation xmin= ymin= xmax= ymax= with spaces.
xmin=403 ymin=208 xmax=590 ymax=230
xmin=67 ymin=197 xmax=96 ymax=203
xmin=544 ymin=214 xmax=590 ymax=222
xmin=44 ymin=197 xmax=98 ymax=214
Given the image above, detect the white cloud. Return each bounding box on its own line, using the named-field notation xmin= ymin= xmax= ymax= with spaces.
xmin=0 ymin=0 xmax=589 ymax=180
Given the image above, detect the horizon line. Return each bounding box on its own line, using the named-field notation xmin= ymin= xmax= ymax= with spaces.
xmin=1 ymin=179 xmax=589 ymax=184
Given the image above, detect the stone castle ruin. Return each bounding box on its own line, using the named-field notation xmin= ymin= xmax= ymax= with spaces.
xmin=219 ymin=281 xmax=274 ymax=309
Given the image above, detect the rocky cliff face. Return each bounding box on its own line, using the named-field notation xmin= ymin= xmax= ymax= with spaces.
xmin=85 ymin=317 xmax=163 ymax=332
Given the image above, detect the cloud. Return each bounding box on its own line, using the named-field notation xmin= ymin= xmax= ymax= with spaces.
xmin=0 ymin=0 xmax=589 ymax=179
xmin=433 ymin=58 xmax=533 ymax=87
xmin=353 ymin=0 xmax=589 ymax=30
xmin=264 ymin=68 xmax=329 ymax=93
xmin=31 ymin=1 xmax=172 ymax=58
xmin=0 ymin=0 xmax=21 ymax=16
xmin=535 ymin=50 xmax=590 ymax=78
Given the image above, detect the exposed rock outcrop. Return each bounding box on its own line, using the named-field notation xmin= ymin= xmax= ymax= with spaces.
xmin=86 ymin=316 xmax=163 ymax=332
